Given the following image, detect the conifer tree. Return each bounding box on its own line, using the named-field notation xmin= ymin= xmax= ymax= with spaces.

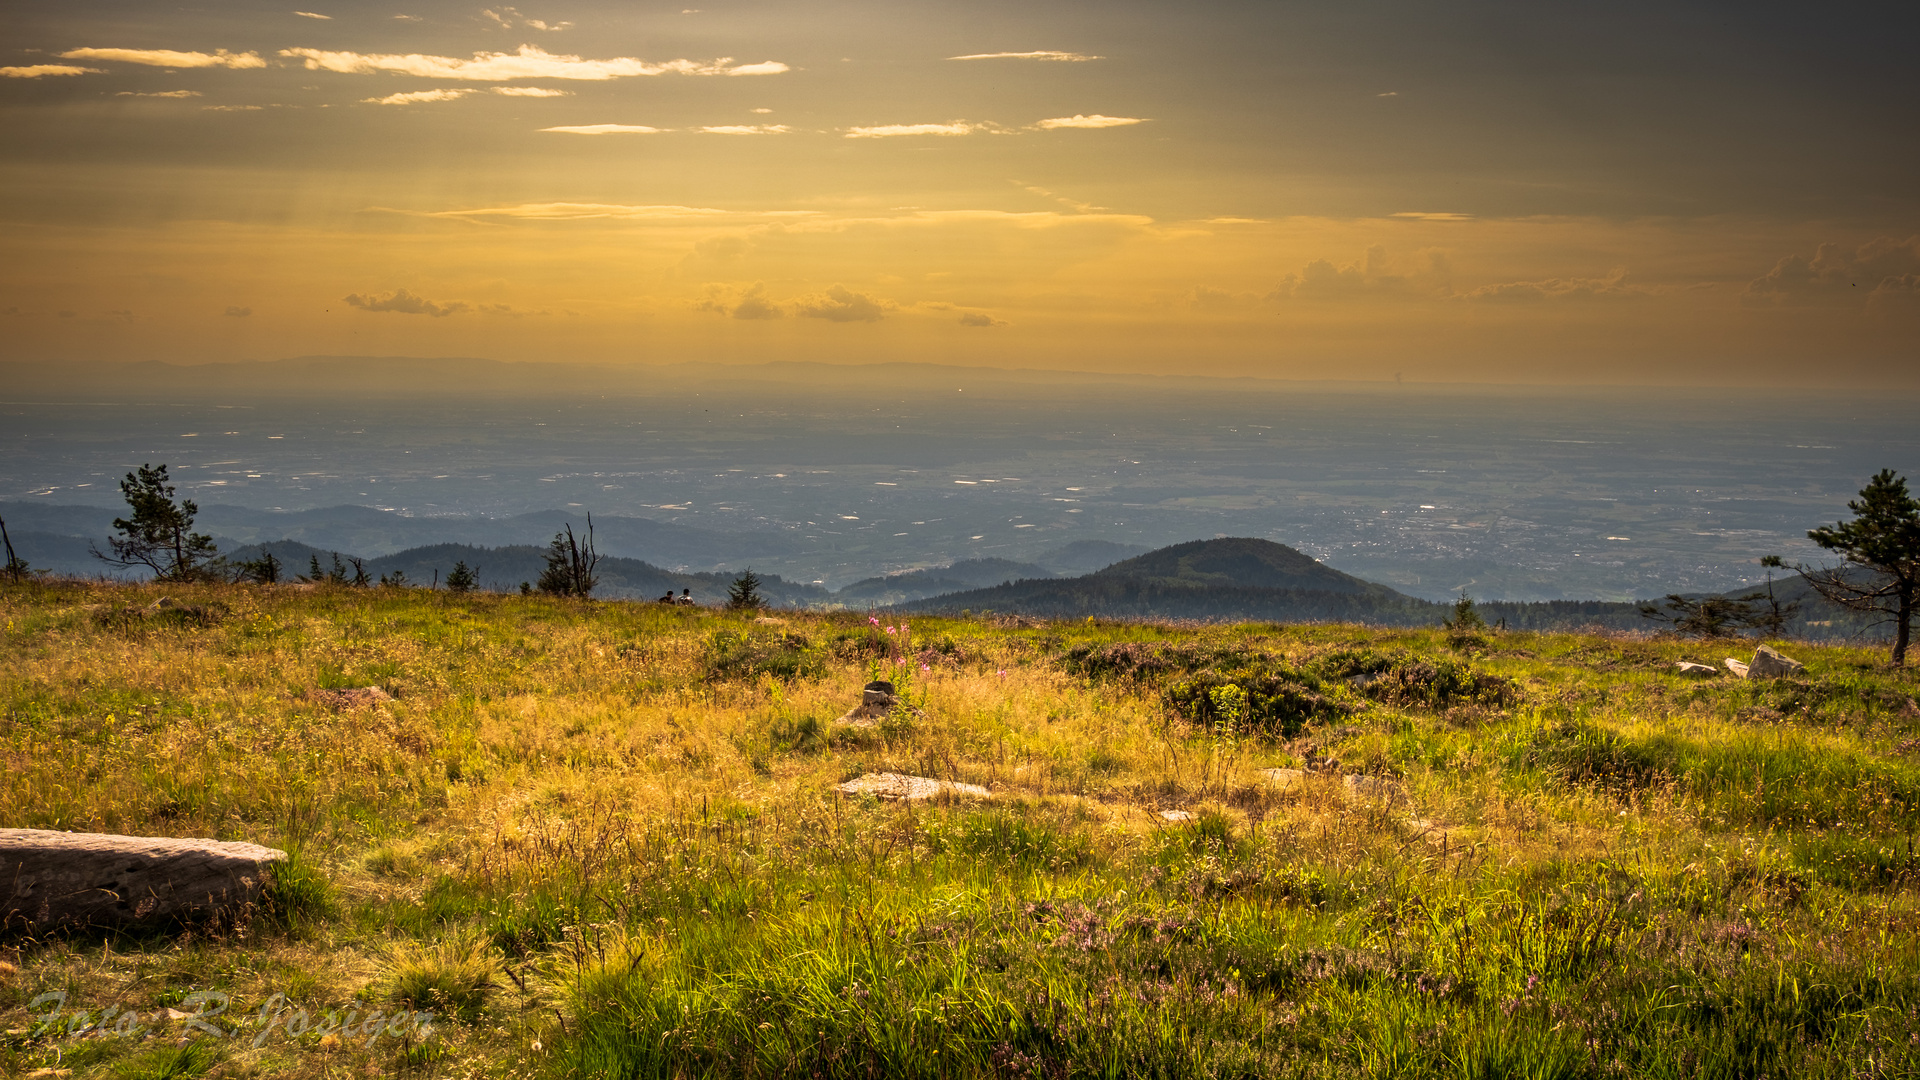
xmin=91 ymin=463 xmax=218 ymax=581
xmin=1802 ymin=469 xmax=1920 ymax=665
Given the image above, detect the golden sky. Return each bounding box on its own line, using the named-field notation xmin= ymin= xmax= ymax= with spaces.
xmin=3 ymin=0 xmax=1916 ymax=384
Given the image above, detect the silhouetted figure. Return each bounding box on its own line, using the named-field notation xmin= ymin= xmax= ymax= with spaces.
xmin=658 ymin=592 xmax=675 ymax=604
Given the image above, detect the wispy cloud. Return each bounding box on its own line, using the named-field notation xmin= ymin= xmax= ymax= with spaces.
xmin=203 ymin=104 xmax=265 ymax=111
xmin=224 ymin=305 xmax=252 ymax=317
xmin=845 ymin=121 xmax=979 ymax=138
xmin=415 ymin=201 xmax=815 ymax=221
xmin=491 ymin=85 xmax=569 ymax=96
xmin=795 ymin=284 xmax=892 ymax=322
xmin=117 ymin=89 xmax=202 ymax=97
xmin=949 ymin=50 xmax=1099 ymax=61
xmin=280 ymin=45 xmax=786 ymax=80
xmin=294 ymin=10 xmax=331 ymax=19
xmin=1 ymin=64 xmax=103 ymax=78
xmin=61 ymin=47 xmax=266 ymax=69
xmin=538 ymin=123 xmax=663 ymax=134
xmin=699 ymin=124 xmax=790 ymax=134
xmin=344 ymin=288 xmax=468 ymax=316
xmin=958 ymin=312 xmax=1005 ymax=326
xmin=1033 ymin=114 xmax=1145 ymax=129
xmin=1459 ymin=269 xmax=1646 ymax=302
xmin=484 ymin=7 xmax=574 ymax=31
xmin=366 ymin=88 xmax=475 ymax=104
xmin=1391 ymin=211 xmax=1473 ymax=221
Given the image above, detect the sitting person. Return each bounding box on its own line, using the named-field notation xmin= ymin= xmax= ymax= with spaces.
xmin=677 ymin=588 xmax=694 ymax=605
xmin=658 ymin=592 xmax=675 ymax=604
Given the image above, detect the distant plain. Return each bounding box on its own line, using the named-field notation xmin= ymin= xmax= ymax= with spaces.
xmin=6 ymin=359 xmax=1916 ymax=600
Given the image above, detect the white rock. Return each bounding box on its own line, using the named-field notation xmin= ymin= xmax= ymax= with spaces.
xmin=1159 ymin=810 xmax=1194 ymax=822
xmin=1724 ymin=658 xmax=1750 ymax=679
xmin=1674 ymin=661 xmax=1719 ymax=676
xmin=1747 ymin=645 xmax=1805 ymax=679
xmin=833 ymin=773 xmax=990 ymax=801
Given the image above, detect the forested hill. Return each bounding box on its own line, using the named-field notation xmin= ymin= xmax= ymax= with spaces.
xmin=226 ymin=540 xmax=830 ymax=608
xmin=896 ymin=537 xmax=1883 ymax=638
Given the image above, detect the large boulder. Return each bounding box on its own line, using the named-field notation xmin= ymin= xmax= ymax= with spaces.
xmin=1 ymin=829 xmax=286 ymax=932
xmin=1747 ymin=645 xmax=1805 ymax=679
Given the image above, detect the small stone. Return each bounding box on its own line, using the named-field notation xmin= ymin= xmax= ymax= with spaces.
xmin=833 ymin=772 xmax=990 ymax=801
xmin=1674 ymin=661 xmax=1719 ymax=676
xmin=1724 ymin=658 xmax=1750 ymax=679
xmin=1159 ymin=810 xmax=1194 ymax=822
xmin=1747 ymin=645 xmax=1805 ymax=679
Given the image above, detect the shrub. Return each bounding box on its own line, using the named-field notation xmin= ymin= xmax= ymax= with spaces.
xmin=385 ymin=932 xmax=498 ymax=1025
xmin=701 ymin=628 xmax=824 ymax=681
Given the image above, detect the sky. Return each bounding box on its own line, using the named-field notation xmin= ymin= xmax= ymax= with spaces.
xmin=3 ymin=0 xmax=1917 ymax=386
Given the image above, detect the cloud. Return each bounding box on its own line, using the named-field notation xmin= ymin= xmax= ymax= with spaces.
xmin=344 ymin=288 xmax=469 ymax=316
xmin=795 ymin=284 xmax=892 ymax=322
xmin=538 ymin=123 xmax=663 ymax=134
xmin=203 ymin=104 xmax=264 ymax=111
xmin=1377 ymin=91 xmax=1398 ymax=97
xmin=1391 ymin=211 xmax=1473 ymax=222
xmin=958 ymin=312 xmax=1004 ymax=327
xmin=699 ymin=124 xmax=789 ymax=134
xmin=694 ymin=281 xmax=784 ymax=320
xmin=845 ymin=121 xmax=978 ymax=138
xmin=294 ymin=10 xmax=331 ymax=19
xmin=751 ymin=107 xmax=772 ymax=114
xmin=117 ymin=89 xmax=202 ymax=97
xmin=725 ymin=62 xmax=790 ymax=76
xmin=1186 ymin=285 xmax=1261 ymax=311
xmin=366 ymin=88 xmax=475 ymax=104
xmin=1270 ymin=246 xmax=1416 ymax=301
xmin=1 ymin=64 xmax=103 ymax=78
xmin=224 ymin=306 xmax=252 ymax=317
xmin=949 ymin=51 xmax=1099 ymax=61
xmin=1033 ymin=114 xmax=1145 ymax=130
xmin=484 ymin=7 xmax=574 ymax=31
xmin=280 ymin=45 xmax=785 ymax=80
xmin=1743 ymin=236 xmax=1920 ymax=310
xmin=1457 ymin=268 xmax=1647 ymax=302
xmin=418 ymin=202 xmax=781 ymax=220
xmin=491 ymin=85 xmax=569 ymax=96
xmin=61 ymin=47 xmax=266 ymax=69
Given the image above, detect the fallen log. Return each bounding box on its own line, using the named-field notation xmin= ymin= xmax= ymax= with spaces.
xmin=1 ymin=829 xmax=287 ymax=933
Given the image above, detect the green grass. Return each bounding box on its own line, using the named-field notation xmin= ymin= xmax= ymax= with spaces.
xmin=2 ymin=578 xmax=1919 ymax=1078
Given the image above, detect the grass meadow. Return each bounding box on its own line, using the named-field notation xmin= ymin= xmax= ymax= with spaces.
xmin=3 ymin=578 xmax=1920 ymax=1078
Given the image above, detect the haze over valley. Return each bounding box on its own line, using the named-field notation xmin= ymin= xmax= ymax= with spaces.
xmin=7 ymin=357 xmax=1912 ymax=602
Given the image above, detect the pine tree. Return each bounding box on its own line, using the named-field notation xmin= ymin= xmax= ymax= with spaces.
xmin=726 ymin=567 xmax=766 ymax=610
xmin=444 ymin=561 xmax=478 ymax=594
xmin=91 ymin=463 xmax=218 ymax=581
xmin=1802 ymin=469 xmax=1920 ymax=665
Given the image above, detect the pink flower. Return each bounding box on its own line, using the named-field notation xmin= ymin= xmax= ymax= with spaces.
xmin=997 ymin=669 xmax=1007 ymax=677
xmin=920 ymin=663 xmax=931 ymax=672
xmin=869 ymin=615 xmax=880 ymax=626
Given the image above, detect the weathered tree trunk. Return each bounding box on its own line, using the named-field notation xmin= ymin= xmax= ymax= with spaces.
xmin=1 ymin=829 xmax=286 ymax=932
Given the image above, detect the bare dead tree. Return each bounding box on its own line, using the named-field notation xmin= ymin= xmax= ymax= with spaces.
xmin=537 ymin=515 xmax=601 ymax=598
